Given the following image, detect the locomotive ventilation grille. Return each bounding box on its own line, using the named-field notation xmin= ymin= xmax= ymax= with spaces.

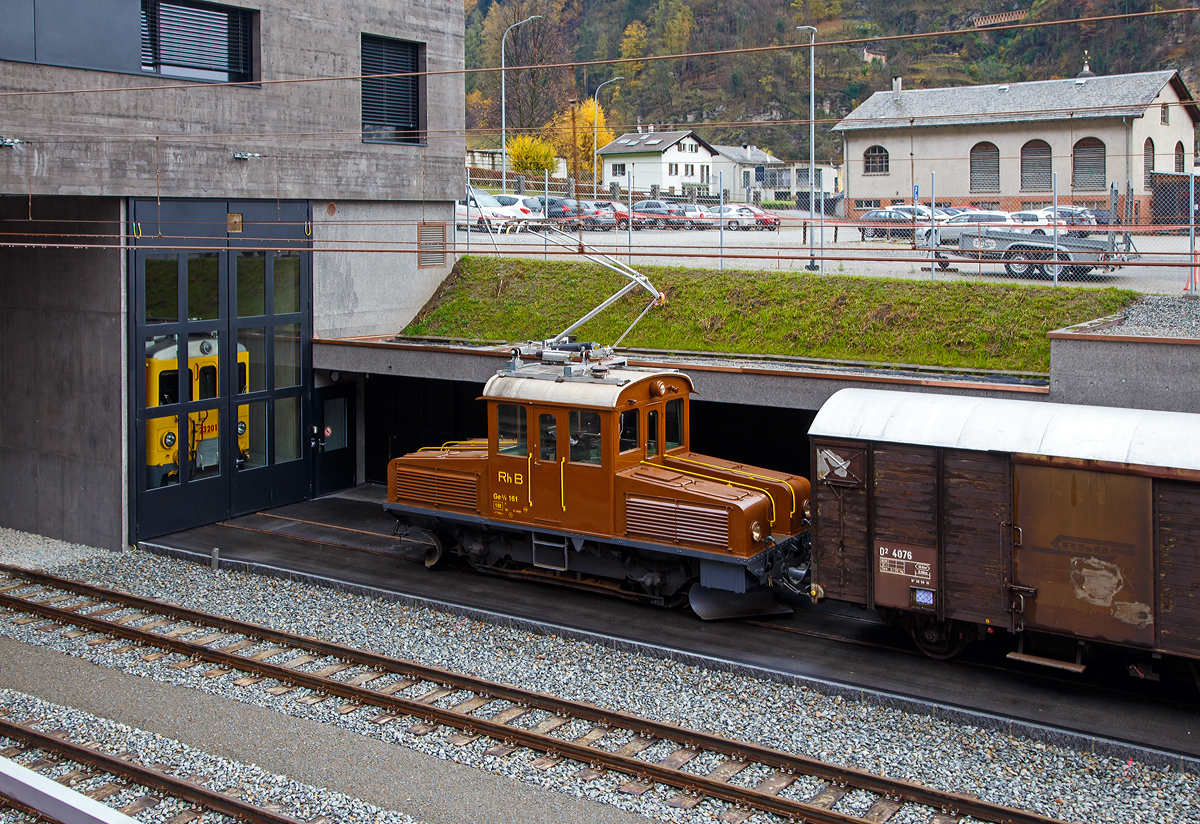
xmin=625 ymin=495 xmax=729 ymax=548
xmin=392 ymin=465 xmax=478 ymax=511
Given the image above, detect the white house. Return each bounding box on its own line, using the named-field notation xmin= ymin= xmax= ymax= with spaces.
xmin=711 ymin=144 xmax=840 ymax=205
xmin=597 ymin=130 xmax=719 ymax=197
xmin=832 ymin=69 xmax=1199 ymax=222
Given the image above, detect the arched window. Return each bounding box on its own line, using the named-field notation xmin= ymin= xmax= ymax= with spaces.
xmin=1176 ymin=141 xmax=1186 ymax=174
xmin=1144 ymin=138 xmax=1155 ymax=189
xmin=1072 ymin=137 xmax=1106 ymax=191
xmin=1020 ymin=140 xmax=1051 ymax=192
xmin=863 ymin=145 xmax=889 ymax=175
xmin=969 ymin=142 xmax=1000 ymax=192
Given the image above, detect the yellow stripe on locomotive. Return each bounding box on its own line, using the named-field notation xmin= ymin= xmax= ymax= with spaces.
xmin=145 ymin=336 xmax=250 ymax=488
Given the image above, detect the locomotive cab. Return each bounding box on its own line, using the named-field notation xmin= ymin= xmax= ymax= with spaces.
xmin=386 ymin=347 xmax=812 ymax=619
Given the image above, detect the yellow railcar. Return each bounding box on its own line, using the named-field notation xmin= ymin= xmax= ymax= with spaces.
xmin=145 ymin=336 xmax=250 ymax=488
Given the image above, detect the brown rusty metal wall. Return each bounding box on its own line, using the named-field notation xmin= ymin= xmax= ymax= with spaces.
xmin=1156 ymin=479 xmax=1200 ymax=658
xmin=942 ymin=450 xmax=1011 ymax=627
xmin=811 ymin=439 xmax=869 ymax=604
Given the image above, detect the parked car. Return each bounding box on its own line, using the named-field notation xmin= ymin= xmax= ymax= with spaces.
xmin=1034 ymin=206 xmax=1096 ymax=237
xmin=709 ymin=204 xmax=759 ymax=230
xmin=915 ymin=210 xmax=1016 ymax=245
xmin=859 ymin=209 xmax=919 ymax=240
xmin=533 ymin=197 xmax=592 ymax=229
xmin=677 ymin=203 xmax=714 ymax=229
xmin=1009 ymin=211 xmax=1069 ymax=235
xmin=741 ymin=204 xmax=781 ymax=231
xmin=632 ymin=199 xmax=686 ymax=228
xmin=455 ymin=187 xmax=516 ymax=231
xmin=592 ymin=200 xmax=630 ymax=230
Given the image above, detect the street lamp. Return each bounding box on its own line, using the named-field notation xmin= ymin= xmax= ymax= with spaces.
xmin=501 ymin=14 xmax=541 ymax=195
xmin=796 ymin=25 xmax=817 ymax=271
xmin=593 ymin=76 xmax=623 ymax=198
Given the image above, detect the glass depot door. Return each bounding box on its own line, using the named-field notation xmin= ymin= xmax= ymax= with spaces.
xmin=131 ymin=199 xmax=312 ymax=540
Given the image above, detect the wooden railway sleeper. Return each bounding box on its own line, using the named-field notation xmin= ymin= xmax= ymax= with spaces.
xmin=0 ymin=567 xmax=1064 ymax=824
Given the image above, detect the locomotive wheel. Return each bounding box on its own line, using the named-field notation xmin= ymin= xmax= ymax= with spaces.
xmin=907 ymin=615 xmax=972 ymax=660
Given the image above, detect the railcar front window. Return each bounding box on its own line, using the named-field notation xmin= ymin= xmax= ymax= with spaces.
xmin=665 ymin=398 xmax=683 ymax=451
xmin=619 ymin=409 xmax=639 ymax=453
xmin=498 ymin=404 xmax=527 ymax=456
xmin=569 ymin=410 xmax=602 ymax=465
xmin=539 ymin=414 xmax=556 ymax=461
xmin=197 ymin=365 xmax=218 ymax=399
xmin=158 ymin=370 xmax=178 ymax=406
xmin=646 ymin=410 xmax=658 ymax=456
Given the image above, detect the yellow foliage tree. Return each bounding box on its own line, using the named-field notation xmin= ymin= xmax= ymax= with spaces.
xmin=620 ymin=21 xmax=648 ymax=81
xmin=545 ymin=100 xmax=615 ymax=179
xmin=508 ymin=134 xmax=559 ymax=174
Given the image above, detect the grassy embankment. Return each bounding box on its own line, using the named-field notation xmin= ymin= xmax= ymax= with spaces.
xmin=403 ymin=257 xmax=1138 ymax=373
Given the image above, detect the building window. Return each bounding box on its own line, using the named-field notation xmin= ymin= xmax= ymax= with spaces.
xmin=855 ymin=199 xmax=881 ymax=209
xmin=969 ymin=201 xmax=1001 ymax=210
xmin=688 ymin=144 xmax=697 ymax=153
xmin=684 ymin=164 xmax=694 ymax=176
xmin=1021 ymin=201 xmax=1050 ymax=210
xmin=416 ymin=223 xmax=446 ymax=268
xmin=700 ymin=165 xmax=709 ymax=183
xmin=969 ymin=142 xmax=1000 ymax=192
xmin=611 ymin=163 xmax=625 ymax=177
xmin=1144 ymin=138 xmax=1155 ymax=189
xmin=1176 ymin=141 xmax=1186 ymax=174
xmin=141 ymin=0 xmax=255 ymax=82
xmin=362 ymin=34 xmax=423 ymax=144
xmin=1020 ymin=140 xmax=1051 ymax=192
xmin=863 ymin=145 xmax=889 ymax=175
xmin=1162 ymin=103 xmax=1170 ymax=125
xmin=677 ymin=144 xmax=685 ymax=152
xmin=1072 ymin=137 xmax=1106 ymax=191
xmin=668 ymin=163 xmax=678 ymax=176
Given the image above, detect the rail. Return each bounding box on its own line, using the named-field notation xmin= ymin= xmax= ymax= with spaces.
xmin=0 ymin=564 xmax=1067 ymax=824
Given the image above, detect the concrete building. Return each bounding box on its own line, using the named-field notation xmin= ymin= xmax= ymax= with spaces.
xmin=1 ymin=0 xmax=464 ymax=548
xmin=833 ymin=69 xmax=1198 ymax=220
xmin=597 ymin=130 xmax=718 ymax=197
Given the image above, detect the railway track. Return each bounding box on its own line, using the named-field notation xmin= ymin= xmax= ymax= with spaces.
xmin=0 ymin=713 xmax=305 ymax=823
xmin=0 ymin=563 xmax=1067 ymax=824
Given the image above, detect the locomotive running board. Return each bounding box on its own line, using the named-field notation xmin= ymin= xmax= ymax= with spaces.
xmin=689 ymin=585 xmax=792 ymax=621
xmin=1005 ymin=651 xmax=1086 ymax=674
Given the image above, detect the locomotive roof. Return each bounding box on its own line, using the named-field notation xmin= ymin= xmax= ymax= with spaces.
xmin=483 ymin=365 xmax=693 ymax=408
xmin=811 ymin=388 xmax=1200 ymax=472
xmin=145 ymin=336 xmax=246 ymax=360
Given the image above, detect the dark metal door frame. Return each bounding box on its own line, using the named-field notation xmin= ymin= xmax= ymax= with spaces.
xmin=128 ymin=198 xmax=313 ymax=542
xmin=314 ymin=382 xmax=357 ymax=497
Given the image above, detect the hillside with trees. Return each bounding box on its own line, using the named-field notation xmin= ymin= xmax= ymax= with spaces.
xmin=464 ymin=0 xmax=1200 ymax=167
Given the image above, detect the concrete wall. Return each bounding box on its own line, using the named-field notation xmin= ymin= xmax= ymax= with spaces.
xmin=1049 ymin=333 xmax=1200 ymax=413
xmin=313 ymin=200 xmax=454 ymax=338
xmin=0 ymin=196 xmax=126 ymax=549
xmin=0 ymin=0 xmax=464 ymax=202
xmin=312 ymin=341 xmax=1050 ymax=410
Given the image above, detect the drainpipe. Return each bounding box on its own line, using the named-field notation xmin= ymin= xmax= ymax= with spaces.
xmin=1124 ymin=117 xmax=1133 ymax=229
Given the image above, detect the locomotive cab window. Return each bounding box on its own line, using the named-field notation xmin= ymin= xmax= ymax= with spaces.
xmin=569 ymin=410 xmax=602 ymax=465
xmin=497 ymin=404 xmax=527 ymax=456
xmin=646 ymin=409 xmax=658 ymax=457
xmin=619 ymin=409 xmax=639 ymax=453
xmin=538 ymin=413 xmax=557 ymax=461
xmin=665 ymin=398 xmax=684 ymax=451
xmin=157 ymin=371 xmax=179 ymax=406
xmin=197 ymin=365 xmax=218 ymax=400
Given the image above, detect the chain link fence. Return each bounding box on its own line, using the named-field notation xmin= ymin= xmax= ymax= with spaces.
xmin=458 ymin=163 xmax=1200 ymax=296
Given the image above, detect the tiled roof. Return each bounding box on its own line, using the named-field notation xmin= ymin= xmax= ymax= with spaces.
xmin=597 ymin=131 xmax=717 ymax=156
xmin=711 ymin=145 xmax=784 ymax=165
xmin=832 ymin=71 xmax=1198 ymax=131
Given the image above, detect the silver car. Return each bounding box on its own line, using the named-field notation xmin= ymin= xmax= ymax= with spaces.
xmin=678 ymin=204 xmax=714 ymax=229
xmin=917 ymin=211 xmax=1015 ymax=245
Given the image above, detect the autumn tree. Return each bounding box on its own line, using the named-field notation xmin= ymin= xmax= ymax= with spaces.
xmin=477 ymin=0 xmax=573 ymax=134
xmin=620 ymin=21 xmax=649 ymax=83
xmin=508 ymin=135 xmax=559 ymax=173
xmin=792 ymin=0 xmax=841 ymax=25
xmin=545 ymin=100 xmax=615 ymax=180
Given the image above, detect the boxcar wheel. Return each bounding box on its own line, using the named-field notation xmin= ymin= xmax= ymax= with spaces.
xmin=907 ymin=615 xmax=972 ymax=660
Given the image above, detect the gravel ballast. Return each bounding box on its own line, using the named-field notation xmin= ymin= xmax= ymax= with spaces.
xmin=1094 ymin=295 xmax=1200 ymax=337
xmin=1 ymin=534 xmax=1198 ymax=824
xmin=0 ymin=688 xmax=426 ymax=824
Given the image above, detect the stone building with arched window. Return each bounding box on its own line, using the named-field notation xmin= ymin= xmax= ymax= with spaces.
xmin=832 ymin=70 xmax=1197 ymax=223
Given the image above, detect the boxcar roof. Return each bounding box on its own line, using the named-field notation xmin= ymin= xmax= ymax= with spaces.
xmin=484 ymin=367 xmax=692 ymax=409
xmin=811 ymin=388 xmax=1200 ymax=471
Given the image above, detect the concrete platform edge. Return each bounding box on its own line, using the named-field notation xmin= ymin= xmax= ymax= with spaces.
xmin=138 ymin=540 xmax=1200 ymax=776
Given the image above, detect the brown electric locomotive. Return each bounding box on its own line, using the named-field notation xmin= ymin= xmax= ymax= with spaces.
xmin=384 ymin=345 xmax=812 ymax=619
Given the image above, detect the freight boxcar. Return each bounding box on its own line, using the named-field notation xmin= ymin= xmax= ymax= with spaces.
xmin=808 ymin=388 xmax=1200 ymax=671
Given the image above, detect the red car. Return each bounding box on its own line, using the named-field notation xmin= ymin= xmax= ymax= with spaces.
xmin=591 ymin=200 xmax=631 ymax=230
xmin=742 ymin=204 xmax=780 ymax=231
